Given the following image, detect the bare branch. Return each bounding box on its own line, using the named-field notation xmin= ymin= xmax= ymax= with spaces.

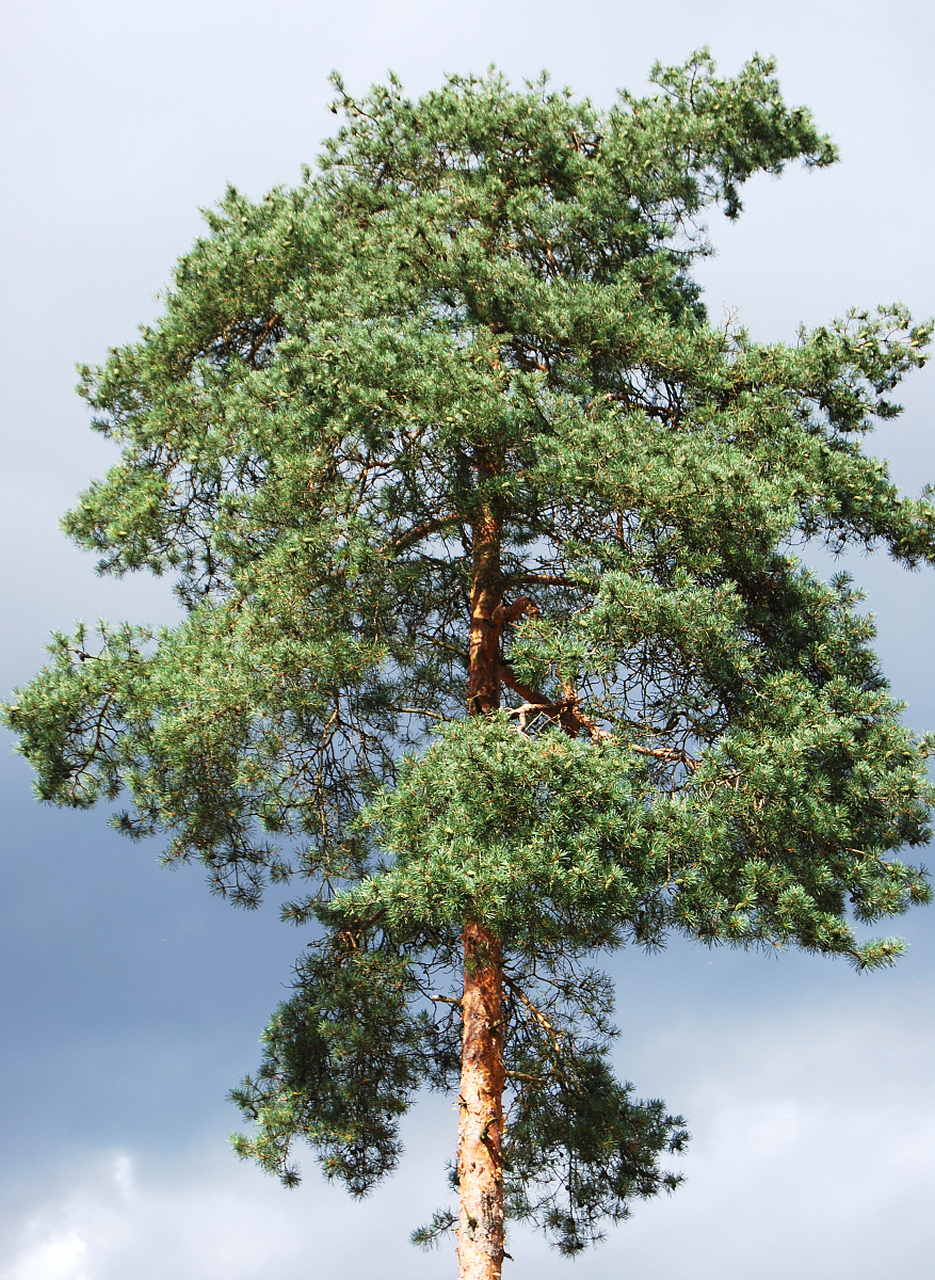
xmin=630 ymin=744 xmax=699 ymax=772
xmin=502 ymin=972 xmax=567 ymax=1050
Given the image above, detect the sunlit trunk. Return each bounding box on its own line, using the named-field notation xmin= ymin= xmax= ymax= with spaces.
xmin=458 ymin=920 xmax=506 ymax=1280
xmin=458 ymin=452 xmax=506 ymax=1279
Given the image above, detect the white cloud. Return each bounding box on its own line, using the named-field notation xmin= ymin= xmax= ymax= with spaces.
xmin=3 ymin=1233 xmax=88 ymax=1280
xmin=600 ymin=997 xmax=935 ymax=1279
xmin=0 ymin=1136 xmax=453 ymax=1280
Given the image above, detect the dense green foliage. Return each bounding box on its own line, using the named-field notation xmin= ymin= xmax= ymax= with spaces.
xmin=5 ymin=51 xmax=933 ymax=1255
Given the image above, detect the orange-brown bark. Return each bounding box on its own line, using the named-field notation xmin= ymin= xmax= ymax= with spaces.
xmin=459 ymin=450 xmax=507 ymax=1279
xmin=457 ymin=919 xmax=506 ymax=1280
xmin=467 ymin=497 xmax=503 ymax=715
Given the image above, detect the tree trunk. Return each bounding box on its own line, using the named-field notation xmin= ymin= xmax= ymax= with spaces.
xmin=467 ymin=459 xmax=503 ymax=718
xmin=458 ymin=920 xmax=506 ymax=1280
xmin=458 ymin=451 xmax=506 ymax=1279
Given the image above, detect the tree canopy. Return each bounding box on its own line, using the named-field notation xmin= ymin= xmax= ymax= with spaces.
xmin=4 ymin=51 xmax=933 ymax=1274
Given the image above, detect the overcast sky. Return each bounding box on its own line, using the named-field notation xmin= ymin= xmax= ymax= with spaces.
xmin=1 ymin=2 xmax=933 ymax=1278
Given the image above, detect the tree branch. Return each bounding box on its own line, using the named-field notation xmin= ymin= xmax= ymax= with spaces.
xmin=630 ymin=744 xmax=699 ymax=772
xmin=492 ymin=595 xmax=540 ymax=625
xmin=502 ymin=972 xmax=567 ymax=1050
xmin=503 ymin=573 xmax=595 ymax=591
xmin=383 ymin=514 xmax=463 ymax=557
xmin=337 ymin=907 xmax=387 ymax=949
xmin=499 ymin=664 xmax=610 ymax=739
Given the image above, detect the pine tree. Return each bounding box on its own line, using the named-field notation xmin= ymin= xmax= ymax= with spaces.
xmin=4 ymin=52 xmax=934 ymax=1279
